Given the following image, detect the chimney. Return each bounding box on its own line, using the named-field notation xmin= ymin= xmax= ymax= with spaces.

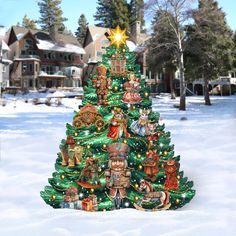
xmin=49 ymin=24 xmax=61 ymax=43
xmin=131 ymin=21 xmax=141 ymax=45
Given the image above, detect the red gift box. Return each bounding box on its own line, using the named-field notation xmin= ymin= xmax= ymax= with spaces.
xmin=82 ymin=198 xmax=93 ymax=211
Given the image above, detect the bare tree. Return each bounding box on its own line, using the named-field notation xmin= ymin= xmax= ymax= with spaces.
xmin=146 ymin=0 xmax=196 ymax=110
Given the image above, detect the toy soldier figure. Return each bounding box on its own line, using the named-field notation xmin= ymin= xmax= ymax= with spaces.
xmin=105 ymin=143 xmax=131 ymax=209
xmin=92 ymin=64 xmax=111 ymax=105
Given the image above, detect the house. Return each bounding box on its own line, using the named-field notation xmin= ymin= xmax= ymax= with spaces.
xmin=0 ymin=26 xmax=12 ymax=94
xmin=189 ymin=71 xmax=236 ymax=96
xmin=7 ymin=26 xmax=85 ymax=89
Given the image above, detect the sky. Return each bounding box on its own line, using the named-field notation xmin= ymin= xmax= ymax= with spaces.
xmin=0 ymin=0 xmax=235 ymax=33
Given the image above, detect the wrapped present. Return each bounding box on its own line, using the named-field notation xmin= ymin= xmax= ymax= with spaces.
xmin=74 ymin=200 xmax=82 ymax=210
xmin=60 ymin=201 xmax=70 ymax=209
xmin=67 ymin=200 xmax=82 ymax=209
xmin=89 ymin=194 xmax=97 ymax=205
xmin=82 ymin=198 xmax=93 ymax=211
xmin=89 ymin=194 xmax=98 ymax=211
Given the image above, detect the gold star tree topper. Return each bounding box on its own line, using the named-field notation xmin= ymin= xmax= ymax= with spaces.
xmin=108 ymin=25 xmax=129 ymax=48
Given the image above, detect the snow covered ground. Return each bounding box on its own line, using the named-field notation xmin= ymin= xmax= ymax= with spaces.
xmin=0 ymin=94 xmax=236 ymax=236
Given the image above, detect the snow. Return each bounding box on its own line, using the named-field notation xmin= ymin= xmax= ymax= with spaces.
xmin=0 ymin=94 xmax=236 ymax=236
xmin=16 ymin=33 xmax=25 ymax=41
xmin=37 ymin=39 xmax=86 ymax=54
xmin=1 ymin=39 xmax=10 ymax=51
xmin=126 ymin=40 xmax=136 ymax=52
xmin=46 ymin=91 xmax=65 ymax=98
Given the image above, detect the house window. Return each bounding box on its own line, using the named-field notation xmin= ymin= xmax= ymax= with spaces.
xmin=80 ymin=54 xmax=83 ymax=60
xmin=22 ymin=63 xmax=27 ymax=72
xmin=2 ymin=65 xmax=6 ymax=73
xmin=41 ymin=65 xmax=55 ymax=75
xmin=29 ymin=64 xmax=33 ymax=72
xmin=25 ymin=38 xmax=33 ymax=49
xmin=28 ymin=50 xmax=36 ymax=55
xmin=101 ymin=39 xmax=109 ymax=44
xmin=21 ymin=50 xmax=26 ymax=55
xmin=29 ymin=79 xmax=33 ymax=87
xmin=97 ymin=51 xmax=103 ymax=57
xmin=35 ymin=64 xmax=38 ymax=72
xmin=26 ymin=39 xmax=33 ymax=45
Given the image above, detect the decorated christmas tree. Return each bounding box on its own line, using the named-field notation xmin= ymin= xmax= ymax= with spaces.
xmin=41 ymin=26 xmax=195 ymax=211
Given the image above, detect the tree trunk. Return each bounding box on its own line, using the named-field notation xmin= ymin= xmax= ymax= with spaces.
xmin=179 ymin=52 xmax=186 ymax=110
xmin=204 ymin=76 xmax=211 ymax=105
xmin=169 ymin=71 xmax=176 ymax=99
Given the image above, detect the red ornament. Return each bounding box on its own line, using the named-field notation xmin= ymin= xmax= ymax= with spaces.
xmin=66 ymin=136 xmax=76 ymax=145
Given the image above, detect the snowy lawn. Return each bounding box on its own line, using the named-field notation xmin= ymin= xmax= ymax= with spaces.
xmin=0 ymin=95 xmax=236 ymax=236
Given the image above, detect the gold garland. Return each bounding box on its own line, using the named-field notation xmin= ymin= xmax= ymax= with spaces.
xmin=54 ymin=186 xmax=67 ymax=192
xmin=168 ymin=188 xmax=192 ymax=194
xmin=64 ymin=169 xmax=81 ymax=175
xmin=129 ymin=136 xmax=148 ymax=147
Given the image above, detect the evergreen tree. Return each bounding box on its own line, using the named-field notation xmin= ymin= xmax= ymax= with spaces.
xmin=232 ymin=31 xmax=236 ymax=68
xmin=75 ymin=14 xmax=88 ymax=45
xmin=147 ymin=10 xmax=177 ymax=99
xmin=94 ymin=0 xmax=130 ymax=31
xmin=41 ymin=27 xmax=195 ymax=212
xmin=129 ymin=0 xmax=145 ymax=32
xmin=186 ymin=0 xmax=234 ymax=105
xmin=37 ymin=0 xmax=67 ymax=32
xmin=22 ymin=15 xmax=37 ymax=30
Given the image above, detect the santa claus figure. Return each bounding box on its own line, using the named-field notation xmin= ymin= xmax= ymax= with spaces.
xmin=142 ymin=150 xmax=160 ymax=181
xmin=105 ymin=143 xmax=131 ymax=209
xmin=164 ymin=159 xmax=180 ymax=190
xmin=107 ymin=108 xmax=130 ymax=139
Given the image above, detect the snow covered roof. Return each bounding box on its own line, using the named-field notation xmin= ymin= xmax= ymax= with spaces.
xmin=16 ymin=33 xmax=25 ymax=41
xmin=36 ymin=39 xmax=85 ymax=54
xmin=88 ymin=26 xmax=109 ymax=41
xmin=0 ymin=39 xmax=10 ymax=51
xmin=9 ymin=26 xmax=84 ymax=54
xmin=1 ymin=58 xmax=12 ymax=64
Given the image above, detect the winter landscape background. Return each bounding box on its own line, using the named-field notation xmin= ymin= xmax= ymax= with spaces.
xmin=0 ymin=93 xmax=236 ymax=236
